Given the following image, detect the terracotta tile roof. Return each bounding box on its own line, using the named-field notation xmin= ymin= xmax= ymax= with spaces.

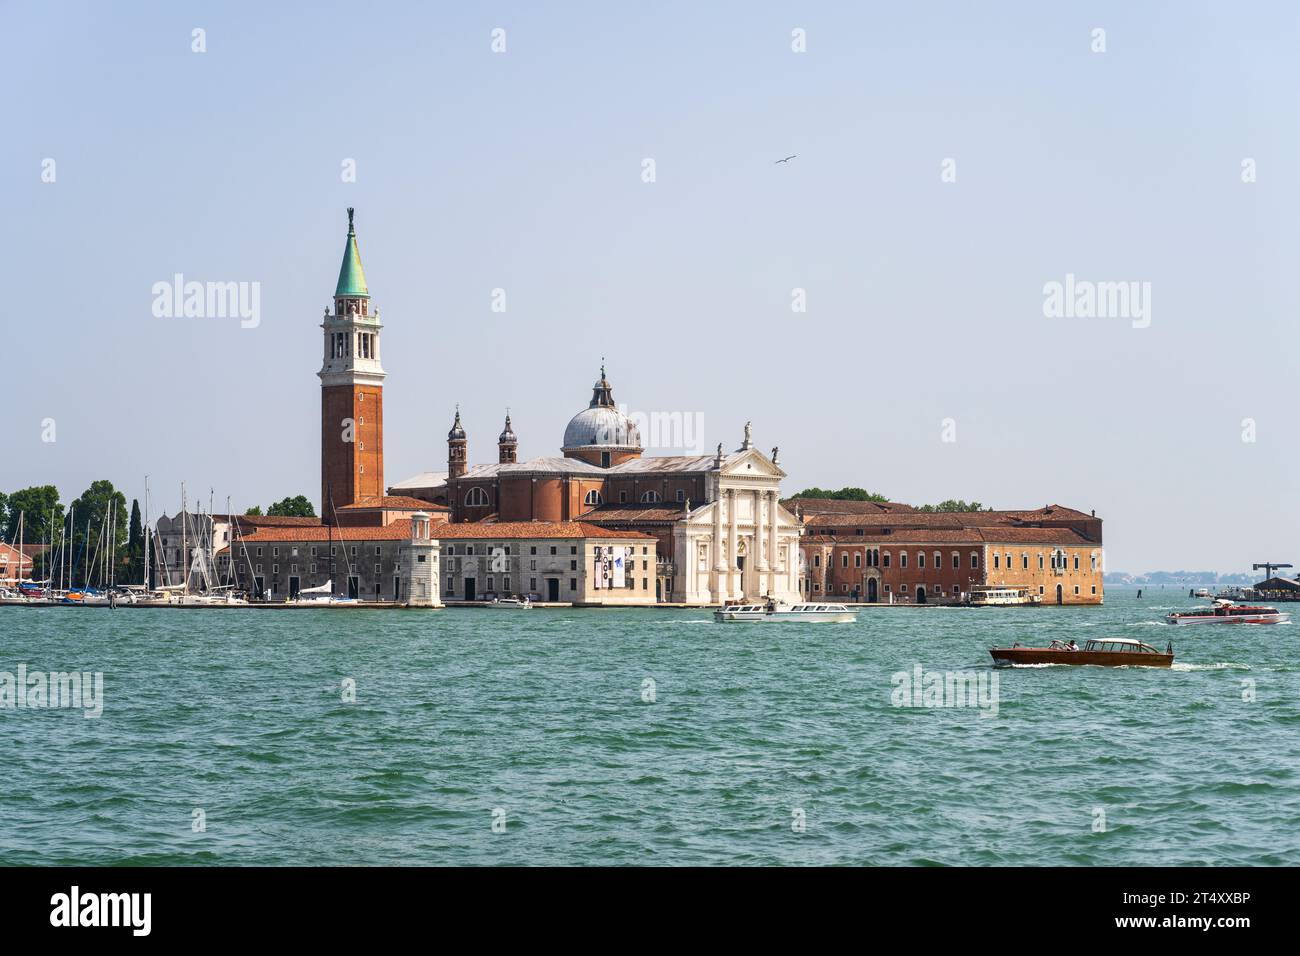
xmin=237 ymin=520 xmax=415 ymax=542
xmin=803 ymin=527 xmax=1094 ymax=546
xmin=218 ymin=514 xmax=324 ymax=528
xmin=978 ymin=527 xmax=1095 ymax=545
xmin=336 ymin=495 xmax=446 ymax=511
xmin=436 ymin=521 xmax=653 ymax=540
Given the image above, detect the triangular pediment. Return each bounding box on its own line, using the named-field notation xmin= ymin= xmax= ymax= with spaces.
xmin=720 ymin=447 xmax=786 ymax=479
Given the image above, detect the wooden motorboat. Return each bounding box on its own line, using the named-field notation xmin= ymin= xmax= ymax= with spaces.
xmin=990 ymin=638 xmax=1173 ymax=668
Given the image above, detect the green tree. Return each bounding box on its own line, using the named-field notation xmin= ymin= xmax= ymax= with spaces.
xmin=244 ymin=505 xmax=263 ymax=516
xmin=788 ymin=487 xmax=890 ymax=503
xmin=124 ymin=498 xmax=144 ymax=584
xmin=266 ymin=495 xmax=316 ymax=518
xmin=4 ymin=486 xmax=63 ymax=547
xmin=69 ymin=480 xmax=128 ymax=586
xmin=918 ymin=500 xmax=989 ymax=513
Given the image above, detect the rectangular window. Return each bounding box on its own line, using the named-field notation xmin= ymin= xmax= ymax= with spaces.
xmin=569 ymin=578 xmax=577 ymax=591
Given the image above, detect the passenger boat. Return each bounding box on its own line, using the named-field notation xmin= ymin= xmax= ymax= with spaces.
xmin=968 ymin=586 xmax=1042 ymax=607
xmin=1165 ymin=600 xmax=1290 ymax=626
xmin=990 ymin=638 xmax=1173 ymax=667
xmin=713 ymin=601 xmax=857 ymax=623
xmin=487 ymin=597 xmax=531 ymax=609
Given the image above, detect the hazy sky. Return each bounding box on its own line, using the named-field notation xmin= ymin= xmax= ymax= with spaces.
xmin=4 ymin=1 xmax=1297 ymax=572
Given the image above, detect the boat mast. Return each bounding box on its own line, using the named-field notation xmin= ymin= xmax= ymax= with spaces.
xmin=181 ymin=482 xmax=188 ymax=598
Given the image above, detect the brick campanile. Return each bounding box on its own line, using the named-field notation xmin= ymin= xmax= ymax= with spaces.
xmin=319 ymin=208 xmax=385 ymax=523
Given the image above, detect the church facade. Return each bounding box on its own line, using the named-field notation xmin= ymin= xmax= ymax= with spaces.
xmin=396 ymin=370 xmax=803 ymax=605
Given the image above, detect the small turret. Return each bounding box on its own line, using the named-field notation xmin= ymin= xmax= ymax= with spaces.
xmin=448 ymin=407 xmax=467 ymax=479
xmin=498 ymin=411 xmax=518 ymax=464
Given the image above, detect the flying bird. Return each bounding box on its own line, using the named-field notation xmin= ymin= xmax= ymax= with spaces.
xmin=775 ymin=155 xmax=797 ymax=164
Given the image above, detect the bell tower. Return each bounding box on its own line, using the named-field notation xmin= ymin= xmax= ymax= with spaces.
xmin=498 ymin=411 xmax=518 ymax=464
xmin=320 ymin=207 xmax=385 ymax=522
xmin=447 ymin=407 xmax=468 ymax=479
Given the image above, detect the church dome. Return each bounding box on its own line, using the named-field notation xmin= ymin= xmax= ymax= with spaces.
xmin=561 ymin=365 xmax=642 ymax=451
xmin=563 ymin=406 xmax=641 ymax=450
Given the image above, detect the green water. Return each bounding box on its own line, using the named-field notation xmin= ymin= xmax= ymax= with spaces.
xmin=1 ymin=589 xmax=1296 ymax=865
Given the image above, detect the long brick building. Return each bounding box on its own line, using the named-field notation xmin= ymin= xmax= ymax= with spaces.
xmin=791 ymin=499 xmax=1104 ymax=605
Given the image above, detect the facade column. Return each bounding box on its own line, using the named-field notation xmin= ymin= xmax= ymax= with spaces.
xmin=755 ymin=489 xmax=767 ymax=572
xmin=712 ymin=482 xmax=726 ymax=601
xmin=728 ymin=488 xmax=739 ymax=599
xmin=768 ymin=490 xmax=779 ymax=595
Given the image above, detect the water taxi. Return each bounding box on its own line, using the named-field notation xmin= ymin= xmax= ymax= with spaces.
xmin=487 ymin=597 xmax=532 ymax=609
xmin=968 ymin=586 xmax=1042 ymax=607
xmin=990 ymin=638 xmax=1173 ymax=668
xmin=1165 ymin=600 xmax=1290 ymax=626
xmin=713 ymin=601 xmax=857 ymax=623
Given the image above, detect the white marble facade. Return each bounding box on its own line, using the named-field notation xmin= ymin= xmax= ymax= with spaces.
xmin=671 ymin=446 xmax=801 ymax=605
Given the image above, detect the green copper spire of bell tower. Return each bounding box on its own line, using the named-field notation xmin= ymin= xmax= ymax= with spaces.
xmin=335 ymin=207 xmax=370 ymax=298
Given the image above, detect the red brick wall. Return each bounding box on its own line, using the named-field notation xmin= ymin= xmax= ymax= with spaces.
xmin=321 ymin=384 xmax=384 ymax=519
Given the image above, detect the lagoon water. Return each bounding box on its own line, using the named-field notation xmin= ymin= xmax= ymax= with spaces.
xmin=1 ymin=588 xmax=1296 ymax=866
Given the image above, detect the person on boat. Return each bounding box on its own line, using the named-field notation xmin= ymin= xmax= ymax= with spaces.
xmin=765 ymin=596 xmax=776 ymax=614
xmin=1066 ymin=640 xmax=1079 ymax=651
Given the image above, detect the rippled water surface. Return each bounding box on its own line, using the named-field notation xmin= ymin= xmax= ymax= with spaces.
xmin=1 ymin=589 xmax=1296 ymax=865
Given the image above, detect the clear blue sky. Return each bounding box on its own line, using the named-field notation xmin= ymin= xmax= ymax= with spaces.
xmin=3 ymin=1 xmax=1297 ymax=572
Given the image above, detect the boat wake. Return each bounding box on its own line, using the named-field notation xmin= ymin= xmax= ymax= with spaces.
xmin=1171 ymin=662 xmax=1251 ymax=672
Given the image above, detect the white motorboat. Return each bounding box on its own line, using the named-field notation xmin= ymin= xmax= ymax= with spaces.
xmin=487 ymin=597 xmax=531 ymax=609
xmin=1165 ymin=599 xmax=1290 ymax=626
xmin=714 ymin=601 xmax=857 ymax=623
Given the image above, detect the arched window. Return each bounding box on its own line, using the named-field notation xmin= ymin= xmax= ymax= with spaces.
xmin=933 ymin=551 xmax=942 ymax=569
xmin=900 ymin=552 xmax=908 ymax=568
xmin=464 ymin=487 xmax=489 ymax=507
xmin=918 ymin=552 xmax=925 ymax=569
xmin=584 ymin=490 xmax=603 ymax=506
xmin=883 ymin=552 xmax=891 ymax=568
xmin=640 ymin=490 xmax=661 ymax=503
